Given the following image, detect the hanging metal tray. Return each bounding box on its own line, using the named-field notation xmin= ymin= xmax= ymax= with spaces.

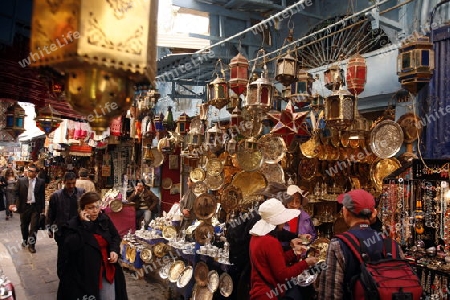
xmin=369 ymin=120 xmax=404 ymax=159
xmin=257 ymin=134 xmax=287 ymax=164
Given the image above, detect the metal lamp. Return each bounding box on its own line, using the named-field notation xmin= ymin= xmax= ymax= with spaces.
xmin=208 ymin=75 xmax=229 ymax=110
xmin=35 ymin=104 xmax=63 ymax=135
xmin=4 ymin=102 xmax=26 ymax=139
xmin=243 ymin=65 xmax=273 ymax=114
xmin=291 ymin=68 xmax=314 ymax=107
xmin=324 ymin=64 xmax=344 ymax=91
xmin=346 ymin=53 xmax=367 ymax=95
xmin=176 ymin=112 xmax=191 ymax=135
xmin=229 ymin=53 xmax=249 ymax=96
xmin=324 ymin=87 xmax=356 ymax=130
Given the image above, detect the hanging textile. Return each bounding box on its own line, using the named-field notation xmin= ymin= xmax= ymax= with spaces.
xmin=422 ymin=25 xmax=450 ymax=158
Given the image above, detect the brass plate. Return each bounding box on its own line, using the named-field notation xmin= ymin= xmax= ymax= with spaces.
xmin=153 ymin=242 xmax=169 ymax=258
xmin=204 ymin=172 xmax=224 ymax=191
xmin=257 ymin=134 xmax=287 ymax=164
xmin=177 ymin=266 xmax=193 ymax=288
xmin=193 ymin=193 xmax=217 ymax=220
xmin=140 ymin=248 xmax=152 ymax=263
xmin=194 ymin=261 xmax=209 ymax=287
xmin=231 ymin=171 xmax=267 ymax=203
xmin=159 ymin=261 xmax=172 ymax=279
xmin=190 ymin=168 xmax=206 ymax=183
xmin=369 ymin=120 xmax=404 ymax=159
xmin=162 ymin=177 xmax=173 ymax=190
xmin=147 ymin=147 xmax=164 ymax=168
xmin=239 ymin=108 xmax=263 ymax=138
xmin=300 ymin=135 xmax=319 ymax=158
xmin=195 ymin=222 xmax=215 ymax=245
xmin=298 ymin=159 xmax=317 ymax=181
xmin=193 ymin=181 xmax=208 ymax=195
xmin=397 ymin=113 xmax=422 ymax=143
xmin=236 ymin=149 xmax=263 ymax=171
xmin=162 ymin=226 xmax=177 ymax=239
xmin=110 ymin=199 xmax=123 ymax=213
xmin=309 ymin=237 xmax=330 ymax=262
xmin=208 ymin=270 xmax=220 ymax=293
xmin=168 ymin=260 xmax=185 ymax=283
xmin=220 ymin=184 xmax=243 ymax=213
xmin=127 ymin=244 xmax=136 ymax=263
xmin=371 ymin=158 xmax=401 ymax=192
xmin=219 ymin=272 xmax=234 ymax=297
xmin=260 ymin=163 xmax=285 ymax=184
xmin=205 ymin=158 xmax=223 ymax=177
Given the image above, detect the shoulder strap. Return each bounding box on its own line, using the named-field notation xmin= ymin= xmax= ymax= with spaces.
xmin=382 ymin=237 xmax=398 ymax=259
xmin=336 ymin=232 xmax=365 ymax=263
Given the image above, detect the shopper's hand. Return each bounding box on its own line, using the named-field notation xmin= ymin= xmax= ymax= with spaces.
xmin=109 ymin=251 xmax=119 ymax=263
xmin=80 ymin=210 xmax=91 ymax=221
xmin=305 ymin=257 xmax=319 ymax=267
xmin=182 ymin=209 xmax=190 ymax=217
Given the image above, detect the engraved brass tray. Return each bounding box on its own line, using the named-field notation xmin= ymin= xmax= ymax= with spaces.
xmin=192 ymin=285 xmax=213 ymax=300
xmin=208 ymin=270 xmax=220 ymax=293
xmin=300 ymin=135 xmax=319 ymax=158
xmin=162 ymin=226 xmax=177 ymax=239
xmin=195 ymin=222 xmax=215 ymax=245
xmin=168 ymin=260 xmax=186 ymax=283
xmin=220 ymin=184 xmax=243 ymax=213
xmin=190 ymin=168 xmax=206 ymax=183
xmin=194 ymin=261 xmax=209 ymax=287
xmin=204 ymin=172 xmax=224 ymax=191
xmin=260 ymin=163 xmax=285 ymax=183
xmin=193 ymin=181 xmax=208 ymax=195
xmin=154 ymin=242 xmax=169 ymax=258
xmin=231 ymin=171 xmax=267 ymax=203
xmin=257 ymin=134 xmax=287 ymax=164
xmin=148 ymin=147 xmax=164 ymax=168
xmin=219 ymin=272 xmax=234 ymax=297
xmin=397 ymin=113 xmax=422 ymax=143
xmin=369 ymin=120 xmax=404 ymax=159
xmin=370 ymin=158 xmax=401 ymax=192
xmin=177 ymin=266 xmax=193 ymax=288
xmin=140 ymin=248 xmax=152 ymax=263
xmin=193 ymin=193 xmax=217 ymax=220
xmin=236 ymin=149 xmax=263 ymax=171
xmin=206 ymin=157 xmax=223 ymax=176
xmin=298 ymin=159 xmax=317 ymax=181
xmin=110 ymin=199 xmax=123 ymax=213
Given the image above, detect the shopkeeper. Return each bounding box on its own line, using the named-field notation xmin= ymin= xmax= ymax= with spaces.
xmin=127 ymin=180 xmax=159 ymax=230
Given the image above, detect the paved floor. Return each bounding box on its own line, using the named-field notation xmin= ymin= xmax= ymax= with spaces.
xmin=0 ymin=214 xmax=170 ymax=300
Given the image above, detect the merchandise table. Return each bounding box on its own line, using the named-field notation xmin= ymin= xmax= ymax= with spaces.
xmin=104 ymin=204 xmax=136 ymax=236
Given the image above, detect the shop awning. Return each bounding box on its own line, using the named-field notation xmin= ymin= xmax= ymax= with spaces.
xmin=68 ymin=144 xmax=92 ymax=156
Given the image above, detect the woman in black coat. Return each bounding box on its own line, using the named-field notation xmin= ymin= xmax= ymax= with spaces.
xmin=57 ymin=192 xmax=128 ymax=300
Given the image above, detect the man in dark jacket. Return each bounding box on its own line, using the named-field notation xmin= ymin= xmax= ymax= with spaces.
xmin=128 ymin=180 xmax=159 ymax=230
xmin=15 ymin=163 xmax=45 ymax=253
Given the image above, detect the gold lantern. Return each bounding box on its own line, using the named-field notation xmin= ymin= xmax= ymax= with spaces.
xmin=230 ymin=106 xmax=242 ymax=127
xmin=347 ymin=111 xmax=371 ymax=148
xmin=243 ymin=65 xmax=273 ymax=114
xmin=229 ymin=53 xmax=249 ymax=96
xmin=208 ymin=75 xmax=229 ymax=110
xmin=35 ymin=104 xmax=63 ymax=136
xmin=30 ymin=0 xmax=158 ymax=133
xmin=275 ymin=29 xmax=297 ymax=86
xmin=147 ymin=89 xmax=160 ymax=109
xmin=397 ymin=33 xmax=435 ymax=95
xmin=226 ymin=137 xmax=238 ymax=154
xmin=324 ymin=87 xmax=356 ymax=130
xmin=206 ymin=123 xmax=223 ymax=152
xmin=324 ymin=64 xmax=344 ymax=91
xmin=4 ymin=103 xmax=26 ymax=138
xmin=226 ymin=94 xmax=240 ymax=113
xmin=176 ymin=112 xmax=190 ymax=135
xmin=291 ymin=69 xmax=314 ymax=106
xmin=310 ymin=94 xmax=325 ymax=112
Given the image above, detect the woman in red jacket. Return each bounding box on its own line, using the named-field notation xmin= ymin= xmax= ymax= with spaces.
xmin=249 ymin=198 xmax=318 ymax=300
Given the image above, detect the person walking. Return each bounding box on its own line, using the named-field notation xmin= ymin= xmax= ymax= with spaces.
xmin=75 ymin=168 xmax=96 ymax=193
xmin=15 ymin=164 xmax=45 ymax=253
xmin=127 ymin=180 xmax=159 ymax=230
xmin=318 ymin=189 xmax=404 ymax=299
xmin=2 ymin=168 xmax=17 ymax=220
xmin=57 ymin=192 xmax=128 ymax=300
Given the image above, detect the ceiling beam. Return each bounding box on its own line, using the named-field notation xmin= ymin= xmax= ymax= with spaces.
xmin=172 ymin=0 xmax=264 ymax=20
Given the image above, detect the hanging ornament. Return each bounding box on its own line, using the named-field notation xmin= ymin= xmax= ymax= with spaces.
xmin=35 ymin=104 xmax=62 ymax=136
xmin=208 ymin=59 xmax=229 ymax=110
xmin=229 ymin=52 xmax=249 ymax=96
xmin=346 ymin=53 xmax=367 ymax=95
xmin=324 ymin=64 xmax=344 ymax=91
xmin=275 ymin=28 xmax=297 ymax=86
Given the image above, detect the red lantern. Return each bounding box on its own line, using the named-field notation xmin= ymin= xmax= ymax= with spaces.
xmin=110 ymin=116 xmax=122 ymax=136
xmin=346 ymin=53 xmax=367 ymax=95
xmin=229 ymin=53 xmax=249 ymax=96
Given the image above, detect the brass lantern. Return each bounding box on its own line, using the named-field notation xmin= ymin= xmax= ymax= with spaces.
xmin=243 ymin=66 xmax=274 ymax=114
xmin=206 ymin=123 xmax=223 ymax=152
xmin=176 ymin=112 xmax=190 ymax=135
xmin=4 ymin=102 xmax=26 ymax=138
xmin=229 ymin=53 xmax=249 ymax=96
xmin=208 ymin=75 xmax=229 ymax=110
xmin=291 ymin=69 xmax=314 ymax=106
xmin=347 ymin=111 xmax=371 ymax=148
xmin=30 ymin=0 xmax=158 ymax=133
xmin=147 ymin=89 xmax=160 ymax=109
xmin=310 ymin=94 xmax=325 ymax=112
xmin=35 ymin=104 xmax=63 ymax=136
xmin=397 ymin=33 xmax=435 ymax=95
xmin=275 ymin=52 xmax=297 ymax=86
xmin=226 ymin=137 xmax=238 ymax=154
xmin=230 ymin=106 xmax=242 ymax=127
xmin=324 ymin=64 xmax=344 ymax=91
xmin=346 ymin=53 xmax=367 ymax=95
xmin=226 ymin=94 xmax=240 ymax=113
xmin=324 ymin=87 xmax=356 ymax=130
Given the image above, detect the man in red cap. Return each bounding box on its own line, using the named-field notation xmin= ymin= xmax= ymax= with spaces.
xmin=318 ymin=189 xmax=403 ymax=299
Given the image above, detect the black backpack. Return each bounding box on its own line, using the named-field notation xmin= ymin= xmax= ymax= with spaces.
xmin=337 ymin=232 xmax=423 ymax=300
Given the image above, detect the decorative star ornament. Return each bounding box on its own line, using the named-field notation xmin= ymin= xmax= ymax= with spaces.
xmin=266 ymin=101 xmax=309 ymax=146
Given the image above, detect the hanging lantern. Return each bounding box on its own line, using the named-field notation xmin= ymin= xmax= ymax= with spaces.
xmin=4 ymin=102 xmax=26 ymax=139
xmin=275 ymin=52 xmax=297 ymax=86
xmin=199 ymin=103 xmax=210 ymax=121
xmin=346 ymin=111 xmax=371 ymax=148
xmin=397 ymin=33 xmax=435 ymax=95
xmin=206 ymin=123 xmax=223 ymax=152
xmin=35 ymin=104 xmax=63 ymax=136
xmin=148 ymin=89 xmax=161 ymax=108
xmin=226 ymin=137 xmax=238 ymax=155
xmin=324 ymin=64 xmax=344 ymax=91
xmin=291 ymin=69 xmax=314 ymax=106
xmin=110 ymin=115 xmax=122 ymax=137
xmin=143 ymin=145 xmax=154 ymax=163
xmin=230 ymin=106 xmax=242 ymax=127
xmin=163 ymin=106 xmax=175 ymax=131
xmin=144 ymin=118 xmax=156 ymax=140
xmin=324 ymin=87 xmax=356 ymax=130
xmin=229 ymin=53 xmax=249 ymax=96
xmin=176 ymin=112 xmax=191 ymax=135
xmin=226 ymin=94 xmax=240 ymax=113
xmin=243 ymin=66 xmax=273 ymax=114
xmin=30 ymin=0 xmax=158 ymax=134
xmin=310 ymin=94 xmax=325 ymax=112
xmin=208 ymin=75 xmax=229 ymax=110
xmin=346 ymin=53 xmax=367 ymax=95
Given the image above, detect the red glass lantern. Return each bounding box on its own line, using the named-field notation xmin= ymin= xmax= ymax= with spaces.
xmin=346 ymin=53 xmax=367 ymax=95
xmin=176 ymin=112 xmax=191 ymax=135
xmin=229 ymin=53 xmax=249 ymax=96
